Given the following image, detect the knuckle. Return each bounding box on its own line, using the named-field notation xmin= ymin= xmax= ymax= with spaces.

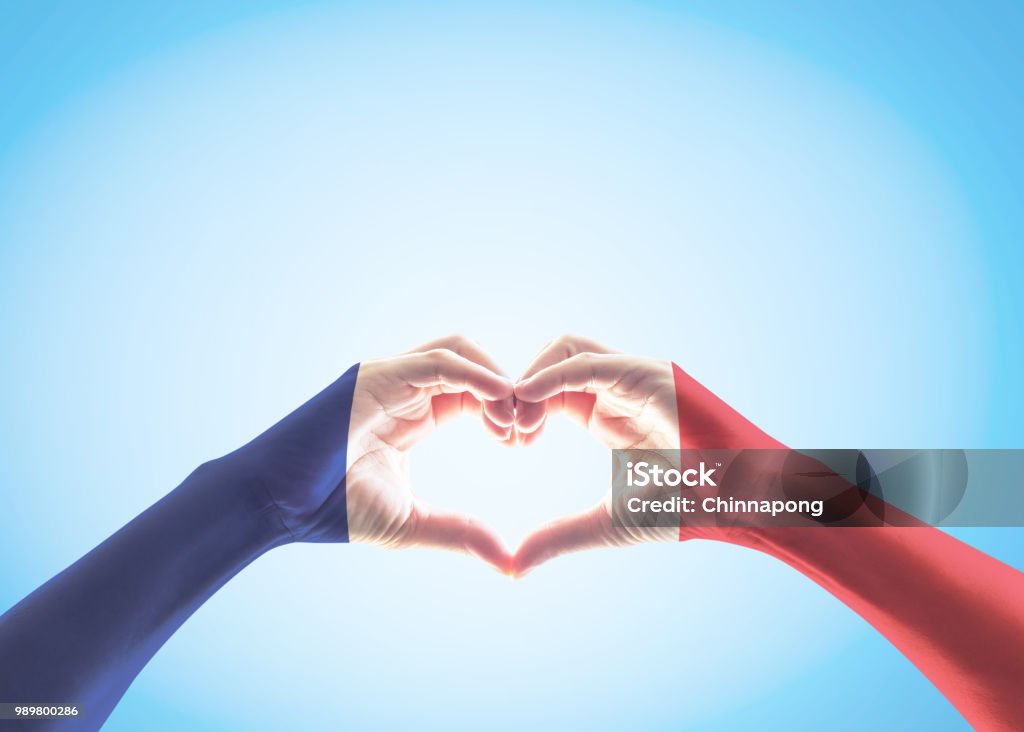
xmin=425 ymin=347 xmax=454 ymax=364
xmin=553 ymin=333 xmax=578 ymax=350
xmin=444 ymin=332 xmax=471 ymax=350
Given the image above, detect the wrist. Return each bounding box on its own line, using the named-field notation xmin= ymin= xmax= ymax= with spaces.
xmin=206 ymin=362 xmax=359 ymax=543
xmin=186 ymin=457 xmax=296 ymax=551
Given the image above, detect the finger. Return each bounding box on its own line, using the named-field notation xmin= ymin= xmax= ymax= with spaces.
xmin=431 ymin=393 xmax=511 ymax=440
xmin=512 ymin=503 xmax=616 ymax=578
xmin=518 ymin=334 xmax=617 ymax=382
xmin=516 ymin=421 xmax=545 ymax=446
xmin=482 ymin=398 xmax=515 ymax=429
xmin=515 ymin=391 xmax=597 ymax=438
xmin=406 ymin=502 xmax=513 ymax=574
xmin=515 ymin=336 xmax=615 ymax=435
xmin=515 ymin=352 xmax=630 ymax=403
xmin=514 ymin=399 xmax=548 ymax=434
xmin=431 ymin=391 xmax=478 ymax=423
xmin=409 ymin=335 xmax=515 ymax=428
xmin=408 ymin=333 xmax=508 ymax=377
xmin=404 ymin=349 xmax=514 ymax=403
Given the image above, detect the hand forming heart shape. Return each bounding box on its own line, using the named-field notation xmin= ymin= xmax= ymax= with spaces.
xmin=322 ymin=333 xmax=781 ymax=577
xmin=227 ymin=332 xmax=781 ymax=576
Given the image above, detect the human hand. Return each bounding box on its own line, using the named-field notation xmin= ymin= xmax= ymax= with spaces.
xmin=510 ymin=335 xmax=782 ymax=576
xmin=509 ymin=336 xmax=678 ymax=575
xmin=220 ymin=335 xmax=515 ymax=572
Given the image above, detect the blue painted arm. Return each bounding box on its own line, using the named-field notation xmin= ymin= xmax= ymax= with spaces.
xmin=0 ymin=365 xmax=359 ymax=730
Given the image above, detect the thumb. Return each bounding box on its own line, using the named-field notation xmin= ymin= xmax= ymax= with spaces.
xmin=511 ymin=503 xmax=619 ymax=578
xmin=403 ymin=502 xmax=513 ymax=575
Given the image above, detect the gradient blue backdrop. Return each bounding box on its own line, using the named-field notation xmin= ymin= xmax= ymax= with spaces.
xmin=1 ymin=2 xmax=1021 ymax=730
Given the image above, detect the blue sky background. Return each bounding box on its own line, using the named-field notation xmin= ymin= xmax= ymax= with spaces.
xmin=0 ymin=2 xmax=1021 ymax=729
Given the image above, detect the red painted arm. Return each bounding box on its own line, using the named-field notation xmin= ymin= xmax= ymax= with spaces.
xmin=673 ymin=363 xmax=1024 ymax=731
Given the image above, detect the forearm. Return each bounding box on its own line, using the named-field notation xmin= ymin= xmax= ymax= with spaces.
xmin=742 ymin=526 xmax=1024 ymax=730
xmin=0 ymin=459 xmax=290 ymax=730
xmin=671 ymin=362 xmax=1024 ymax=728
